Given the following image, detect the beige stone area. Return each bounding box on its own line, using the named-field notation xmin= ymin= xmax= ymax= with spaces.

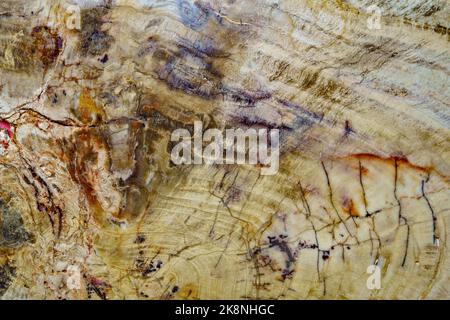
xmin=0 ymin=0 xmax=449 ymax=299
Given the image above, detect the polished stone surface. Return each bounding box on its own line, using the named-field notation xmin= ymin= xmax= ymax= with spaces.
xmin=0 ymin=0 xmax=449 ymax=299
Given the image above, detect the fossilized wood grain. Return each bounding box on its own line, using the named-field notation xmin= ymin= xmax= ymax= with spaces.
xmin=0 ymin=0 xmax=449 ymax=299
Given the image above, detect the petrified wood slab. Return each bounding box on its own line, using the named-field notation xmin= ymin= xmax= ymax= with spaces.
xmin=0 ymin=0 xmax=449 ymax=299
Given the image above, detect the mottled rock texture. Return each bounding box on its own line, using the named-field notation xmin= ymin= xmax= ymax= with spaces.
xmin=0 ymin=0 xmax=449 ymax=299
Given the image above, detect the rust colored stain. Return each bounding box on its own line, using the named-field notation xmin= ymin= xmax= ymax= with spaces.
xmin=342 ymin=198 xmax=360 ymax=217
xmin=31 ymin=26 xmax=63 ymax=67
xmin=60 ymin=130 xmax=107 ymax=225
xmin=335 ymin=153 xmax=439 ymax=176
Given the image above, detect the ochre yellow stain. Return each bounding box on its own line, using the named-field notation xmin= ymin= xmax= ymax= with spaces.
xmin=177 ymin=283 xmax=198 ymax=300
xmin=342 ymin=198 xmax=360 ymax=217
xmin=78 ymin=89 xmax=105 ymax=124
